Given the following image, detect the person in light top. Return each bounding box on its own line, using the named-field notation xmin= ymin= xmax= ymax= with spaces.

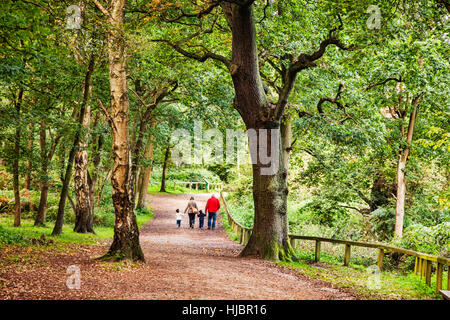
xmin=184 ymin=196 xmax=198 ymax=229
xmin=175 ymin=209 xmax=183 ymax=228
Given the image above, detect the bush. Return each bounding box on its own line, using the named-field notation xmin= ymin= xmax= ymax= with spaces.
xmin=0 ymin=224 xmax=29 ymax=246
xmin=93 ymin=206 xmax=115 ymax=227
xmin=370 ymin=206 xmax=396 ymax=241
xmin=295 ymin=198 xmax=349 ymax=228
xmin=150 ymin=166 xmax=221 ymax=185
xmin=0 ymin=196 xmax=11 ymax=213
xmin=400 ymin=222 xmax=450 ymax=256
xmin=0 ymin=168 xmax=12 ymax=190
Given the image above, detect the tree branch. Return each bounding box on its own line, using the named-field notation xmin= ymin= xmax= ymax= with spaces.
xmin=92 ymin=0 xmax=110 ymax=18
xmin=365 ymin=76 xmax=403 ymax=91
xmin=152 ymin=38 xmax=231 ymax=69
xmin=97 ymin=99 xmax=117 ymax=133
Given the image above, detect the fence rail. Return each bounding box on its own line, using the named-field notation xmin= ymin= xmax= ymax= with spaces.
xmin=173 ymin=181 xmax=222 ymax=191
xmin=219 ymin=191 xmax=450 ymax=294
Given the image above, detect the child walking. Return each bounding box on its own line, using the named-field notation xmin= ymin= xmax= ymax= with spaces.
xmin=175 ymin=209 xmax=182 ymax=228
xmin=197 ymin=210 xmax=206 ymax=229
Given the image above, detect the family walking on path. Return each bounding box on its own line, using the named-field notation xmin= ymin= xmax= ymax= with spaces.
xmin=176 ymin=194 xmax=221 ymax=230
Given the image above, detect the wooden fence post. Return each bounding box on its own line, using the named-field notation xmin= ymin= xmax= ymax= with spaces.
xmin=447 ymin=266 xmax=450 ymax=290
xmin=425 ymin=260 xmax=432 ymax=286
xmin=315 ymin=241 xmax=321 ymax=262
xmin=414 ymin=257 xmax=419 ymax=275
xmin=245 ymin=230 xmax=250 ymax=245
xmin=416 ymin=258 xmax=421 ymax=276
xmin=436 ymin=262 xmax=443 ymax=293
xmin=377 ymin=249 xmax=384 ymax=271
xmin=290 ymin=238 xmax=296 ymax=250
xmin=240 ymin=228 xmax=243 ymax=244
xmin=344 ymin=244 xmax=351 ymax=266
xmin=420 ymin=259 xmax=424 ymax=278
xmin=422 ymin=260 xmax=428 ymax=279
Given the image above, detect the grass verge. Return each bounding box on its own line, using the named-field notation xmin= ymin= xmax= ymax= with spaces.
xmin=278 ymin=250 xmax=446 ymax=300
xmin=220 ymin=214 xmax=445 ymax=300
xmin=0 ymin=208 xmax=153 ymax=249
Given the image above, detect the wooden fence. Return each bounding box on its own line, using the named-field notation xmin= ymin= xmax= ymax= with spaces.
xmin=173 ymin=181 xmax=222 ymax=191
xmin=219 ymin=191 xmax=450 ymax=294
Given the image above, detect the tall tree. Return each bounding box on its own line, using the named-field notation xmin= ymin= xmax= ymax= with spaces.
xmin=74 ymin=103 xmax=94 ymax=233
xmin=12 ymin=88 xmax=24 ymax=227
xmin=93 ymin=0 xmax=145 ymax=261
xmin=136 ymin=118 xmax=156 ymax=209
xmin=52 ymin=54 xmax=96 ymax=236
xmin=35 ymin=119 xmax=61 ymax=226
xmin=154 ymin=0 xmax=353 ymax=260
xmin=394 ymin=95 xmax=421 ymax=238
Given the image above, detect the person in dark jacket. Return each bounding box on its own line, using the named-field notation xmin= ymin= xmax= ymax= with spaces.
xmin=197 ymin=210 xmax=206 ymax=229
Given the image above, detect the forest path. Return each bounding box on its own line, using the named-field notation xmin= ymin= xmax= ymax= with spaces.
xmin=130 ymin=193 xmax=358 ymax=299
xmin=0 ymin=193 xmax=359 ymax=300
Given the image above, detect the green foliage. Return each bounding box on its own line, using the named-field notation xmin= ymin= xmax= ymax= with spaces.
xmin=0 ymin=224 xmax=29 ymax=246
xmin=370 ymin=207 xmax=396 ymax=241
xmin=149 ymin=166 xmax=221 ymax=191
xmin=400 ymin=222 xmax=450 ymax=256
xmin=0 ymin=211 xmax=153 ymax=249
xmin=295 ymin=198 xmax=349 ymax=227
xmin=279 ymin=258 xmax=444 ymax=300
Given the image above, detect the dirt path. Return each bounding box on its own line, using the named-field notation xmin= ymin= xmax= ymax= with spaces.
xmin=132 ymin=193 xmax=357 ymax=299
xmin=0 ymin=193 xmax=359 ymax=300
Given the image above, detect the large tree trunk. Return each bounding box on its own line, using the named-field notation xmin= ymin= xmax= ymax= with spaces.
xmin=13 ymin=88 xmax=23 ymax=227
xmin=101 ymin=0 xmax=144 ymax=261
xmin=52 ymin=55 xmax=96 ymax=236
xmin=136 ymin=121 xmax=156 ymax=209
xmin=74 ymin=104 xmax=94 ymax=233
xmin=394 ymin=97 xmax=419 ymax=239
xmin=240 ymin=125 xmax=294 ymax=261
xmin=159 ymin=145 xmax=171 ymax=193
xmin=224 ymin=4 xmax=294 ymax=260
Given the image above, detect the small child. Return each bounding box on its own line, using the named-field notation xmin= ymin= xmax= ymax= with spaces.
xmin=176 ymin=209 xmax=182 ymax=228
xmin=197 ymin=210 xmax=206 ymax=229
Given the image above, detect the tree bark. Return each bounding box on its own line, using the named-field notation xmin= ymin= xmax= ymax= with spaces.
xmin=96 ymin=166 xmax=112 ymax=207
xmin=394 ymin=96 xmax=419 ymax=239
xmin=240 ymin=125 xmax=294 ymax=261
xmin=74 ymin=104 xmax=94 ymax=233
xmin=159 ymin=145 xmax=171 ymax=193
xmin=52 ymin=55 xmax=96 ymax=236
xmin=13 ymin=88 xmax=23 ymax=227
xmin=136 ymin=119 xmax=156 ymax=209
xmin=24 ymin=122 xmax=33 ymax=190
xmin=224 ymin=4 xmax=294 ymax=260
xmin=88 ymin=112 xmax=103 ymax=227
xmin=35 ymin=120 xmax=49 ymax=226
xmin=36 ymin=122 xmax=64 ymax=226
xmin=99 ymin=0 xmax=145 ymax=261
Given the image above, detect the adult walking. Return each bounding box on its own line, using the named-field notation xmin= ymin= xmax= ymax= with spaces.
xmin=184 ymin=196 xmax=198 ymax=229
xmin=205 ymin=194 xmax=220 ymax=230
